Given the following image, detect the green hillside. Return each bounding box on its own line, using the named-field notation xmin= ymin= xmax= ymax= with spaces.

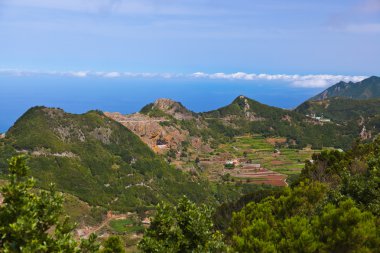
xmin=135 ymin=95 xmax=369 ymax=150
xmin=296 ymin=97 xmax=380 ymax=139
xmin=0 ymin=106 xmax=226 ymax=211
xmin=296 ymin=97 xmax=380 ymax=123
xmin=123 ymin=95 xmax=379 ymax=150
xmin=201 ymin=95 xmax=356 ymax=149
xmin=310 ymin=76 xmax=380 ymax=101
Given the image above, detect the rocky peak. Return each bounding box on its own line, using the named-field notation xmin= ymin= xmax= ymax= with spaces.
xmin=152 ymin=98 xmax=194 ymax=120
xmin=242 ymin=99 xmax=250 ymax=113
xmin=153 ymin=98 xmax=179 ymax=111
xmin=233 ymin=95 xmax=251 ymax=112
xmin=360 ymin=125 xmax=372 ymax=140
xmin=231 ymin=95 xmax=264 ymax=121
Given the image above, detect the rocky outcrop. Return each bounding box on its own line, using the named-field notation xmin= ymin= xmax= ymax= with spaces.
xmin=151 ymin=98 xmax=195 ymax=120
xmin=55 ymin=126 xmax=86 ymax=142
xmin=105 ymin=109 xmax=213 ymax=157
xmin=16 ymin=148 xmax=79 ymax=158
xmin=39 ymin=108 xmax=87 ymax=143
xmin=238 ymin=96 xmax=264 ymax=121
xmin=90 ymin=127 xmax=112 ymax=145
xmin=281 ymin=115 xmax=292 ymax=122
xmin=360 ymin=126 xmax=372 ymax=140
xmin=105 ymin=112 xmax=188 ymax=153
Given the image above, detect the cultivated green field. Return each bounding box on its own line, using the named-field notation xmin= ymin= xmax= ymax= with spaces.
xmin=212 ymin=135 xmax=319 ymax=176
xmin=109 ymin=218 xmax=144 ymax=234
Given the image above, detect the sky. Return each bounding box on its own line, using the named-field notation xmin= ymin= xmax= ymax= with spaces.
xmin=0 ymin=0 xmax=379 ymax=76
xmin=0 ymin=0 xmax=379 ymax=131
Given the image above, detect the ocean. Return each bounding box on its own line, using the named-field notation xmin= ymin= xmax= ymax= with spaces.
xmin=0 ymin=75 xmax=322 ymax=133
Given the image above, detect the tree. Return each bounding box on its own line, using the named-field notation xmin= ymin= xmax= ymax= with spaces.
xmin=80 ymin=233 xmax=100 ymax=253
xmin=138 ymin=196 xmax=226 ymax=253
xmin=0 ymin=155 xmax=99 ymax=252
xmin=298 ymin=138 xmax=380 ymax=216
xmin=101 ymin=236 xmax=125 ymax=253
xmin=313 ymin=199 xmax=380 ymax=252
xmin=229 ymin=182 xmax=380 ymax=252
xmin=230 ymin=183 xmax=319 ymax=252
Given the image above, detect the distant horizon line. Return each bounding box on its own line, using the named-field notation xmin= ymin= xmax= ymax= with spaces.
xmin=0 ymin=68 xmax=369 ymax=88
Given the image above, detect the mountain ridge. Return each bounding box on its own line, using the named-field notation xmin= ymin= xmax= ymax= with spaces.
xmin=310 ymin=76 xmax=380 ymax=101
xmin=108 ymin=94 xmax=367 ymax=151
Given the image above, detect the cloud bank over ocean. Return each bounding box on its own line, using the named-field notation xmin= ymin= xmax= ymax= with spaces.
xmin=0 ymin=69 xmax=367 ymax=89
xmin=191 ymin=72 xmax=367 ymax=88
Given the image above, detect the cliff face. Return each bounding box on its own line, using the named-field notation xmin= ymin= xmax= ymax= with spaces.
xmin=104 ymin=112 xmax=189 ymax=153
xmin=105 ymin=98 xmax=212 ymax=158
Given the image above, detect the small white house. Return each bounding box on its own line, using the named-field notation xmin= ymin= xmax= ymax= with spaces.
xmin=225 ymin=159 xmax=239 ymax=165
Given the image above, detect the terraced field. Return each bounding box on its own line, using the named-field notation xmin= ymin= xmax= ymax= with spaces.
xmin=227 ymin=166 xmax=288 ymax=186
xmin=199 ymin=135 xmax=319 ymax=186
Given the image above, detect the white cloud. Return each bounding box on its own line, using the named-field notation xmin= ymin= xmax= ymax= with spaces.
xmin=292 ymin=79 xmax=329 ymax=88
xmin=0 ymin=69 xmax=368 ymax=88
xmin=191 ymin=72 xmax=367 ymax=88
xmin=70 ymin=71 xmax=88 ymax=77
xmin=103 ymin=71 xmax=121 ymax=78
xmin=192 ymin=72 xmax=208 ymax=78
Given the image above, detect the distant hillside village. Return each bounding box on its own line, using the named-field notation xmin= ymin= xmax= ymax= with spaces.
xmin=305 ymin=113 xmax=331 ymax=123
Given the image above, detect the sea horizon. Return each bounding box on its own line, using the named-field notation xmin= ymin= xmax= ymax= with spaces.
xmin=0 ymin=75 xmax=324 ymax=133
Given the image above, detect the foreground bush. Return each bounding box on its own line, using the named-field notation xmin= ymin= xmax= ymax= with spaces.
xmin=0 ymin=155 xmax=124 ymax=252
xmin=139 ymin=197 xmax=226 ymax=253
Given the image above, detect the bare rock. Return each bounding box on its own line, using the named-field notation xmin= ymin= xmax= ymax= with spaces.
xmin=153 ymin=98 xmax=195 ymax=120
xmin=91 ymin=127 xmax=112 ymax=144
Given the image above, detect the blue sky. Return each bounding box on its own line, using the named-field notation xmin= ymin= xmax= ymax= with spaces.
xmin=0 ymin=0 xmax=379 ymax=77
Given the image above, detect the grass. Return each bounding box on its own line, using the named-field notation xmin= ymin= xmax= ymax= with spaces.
xmin=61 ymin=193 xmax=108 ymax=226
xmin=109 ymin=219 xmax=145 ymax=234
